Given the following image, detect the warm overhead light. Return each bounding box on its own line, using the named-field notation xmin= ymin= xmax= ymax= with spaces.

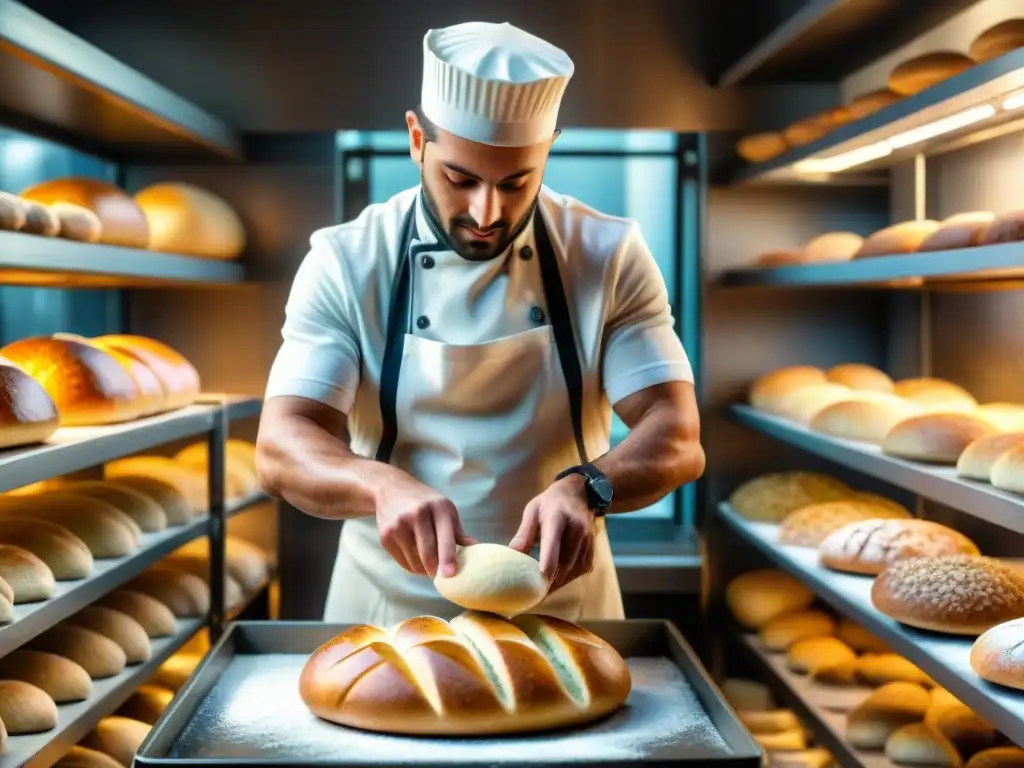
xmin=794 ymin=142 xmax=892 ymax=174
xmin=1003 ymin=91 xmax=1024 ymax=111
xmin=887 ymin=105 xmax=997 ymax=149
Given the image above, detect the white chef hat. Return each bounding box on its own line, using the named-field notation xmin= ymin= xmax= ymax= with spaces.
xmin=421 ymin=21 xmax=574 ymax=147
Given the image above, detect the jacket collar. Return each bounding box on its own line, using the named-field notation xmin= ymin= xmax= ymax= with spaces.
xmin=413 ymin=186 xmax=537 ymax=263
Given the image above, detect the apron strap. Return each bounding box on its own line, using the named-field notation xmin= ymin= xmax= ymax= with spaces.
xmin=375 ymin=195 xmax=589 ymax=465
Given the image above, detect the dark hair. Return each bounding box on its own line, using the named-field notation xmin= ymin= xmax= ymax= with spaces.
xmin=412 ymin=104 xmax=437 ymax=142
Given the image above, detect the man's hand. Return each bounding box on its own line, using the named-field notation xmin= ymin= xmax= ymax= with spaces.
xmin=376 ymin=476 xmax=477 ymax=579
xmin=508 ymin=475 xmax=596 ymax=592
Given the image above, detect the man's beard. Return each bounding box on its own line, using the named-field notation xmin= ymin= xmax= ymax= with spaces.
xmin=421 ymin=175 xmax=536 ymax=261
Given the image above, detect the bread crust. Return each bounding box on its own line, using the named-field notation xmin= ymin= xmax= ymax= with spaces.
xmin=882 ymin=413 xmax=996 ymax=464
xmin=0 ymin=359 xmax=59 ymax=449
xmin=969 ymin=617 xmax=1024 ymax=691
xmin=819 ymin=519 xmax=979 ymax=575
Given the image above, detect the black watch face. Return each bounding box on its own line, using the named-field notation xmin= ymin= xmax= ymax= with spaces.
xmin=589 ymin=474 xmax=614 ymax=506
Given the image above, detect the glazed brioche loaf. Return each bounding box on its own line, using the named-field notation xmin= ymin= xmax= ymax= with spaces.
xmin=726 ymin=569 xmax=814 ymax=629
xmin=728 ymin=471 xmax=852 ymax=523
xmin=0 ymin=356 xmax=60 ymax=449
xmin=299 ymin=611 xmax=632 ymax=735
xmin=957 ymin=432 xmax=1024 ymax=482
xmin=970 ymin=617 xmax=1024 ymax=691
xmin=882 ymin=414 xmax=996 ymax=464
xmin=20 ymin=177 xmax=150 ymax=248
xmin=819 ymin=519 xmax=979 ymax=576
xmin=134 ymin=182 xmax=246 ymax=259
xmin=91 ymin=335 xmax=200 ymax=410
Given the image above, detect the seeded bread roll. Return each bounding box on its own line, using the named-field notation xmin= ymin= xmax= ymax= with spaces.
xmin=737 ymin=133 xmax=789 ymax=163
xmin=61 ymin=480 xmax=168 ymax=533
xmin=786 ymin=637 xmax=857 ymax=675
xmin=759 ymin=610 xmax=837 ymax=652
xmin=0 ymin=649 xmax=92 ymax=702
xmin=81 ymin=716 xmax=152 ymax=767
xmin=0 ymin=492 xmax=141 ymax=558
xmin=722 ymin=678 xmax=774 ymax=712
xmin=956 ymin=432 xmax=1024 ymax=482
xmin=66 ymin=606 xmax=151 ymax=664
xmin=990 ymin=444 xmax=1024 ymax=493
xmin=855 ymin=220 xmax=941 ymax=258
xmin=826 ymin=363 xmax=894 ymax=392
xmin=857 ymin=653 xmax=935 ymax=687
xmin=0 ymin=518 xmax=93 ymax=580
xmin=729 ymin=471 xmax=852 ymax=523
xmin=969 ymin=19 xmax=1024 ymax=63
xmin=886 ymin=722 xmax=964 ymax=768
xmin=893 ymin=378 xmax=978 ymax=413
xmin=846 ymin=682 xmax=931 ymax=749
xmin=95 ymin=590 xmax=177 ymax=638
xmin=872 ymin=556 xmax=1024 ymax=635
xmin=778 ymin=498 xmax=911 ymax=548
xmin=803 ymin=233 xmax=864 ymax=264
xmin=0 ymin=544 xmax=55 ymax=603
xmin=974 ymin=403 xmax=1024 ymax=433
xmin=0 ymin=680 xmax=58 ymax=734
xmin=749 ymin=367 xmax=829 ymax=413
xmin=127 ymin=567 xmax=210 ymax=618
xmin=738 ymin=709 xmax=802 ymax=734
xmin=810 ymin=395 xmax=923 ymax=444
xmin=819 ymin=519 xmax=980 ymax=576
xmin=54 ymin=746 xmax=124 ymax=768
xmin=726 ymin=569 xmax=815 ymax=629
xmin=918 ymin=212 xmax=997 ymax=252
xmin=102 ymin=475 xmax=195 ymax=526
xmin=925 ymin=692 xmax=996 ymax=757
xmin=970 ymin=617 xmax=1024 ymax=691
xmin=888 ymin=52 xmax=975 ymax=96
xmin=29 ymin=624 xmax=127 ymax=679
xmin=882 ymin=414 xmax=997 ymax=464
xmin=117 ymin=684 xmax=175 ymax=725
xmin=966 ymin=748 xmax=1024 ymax=768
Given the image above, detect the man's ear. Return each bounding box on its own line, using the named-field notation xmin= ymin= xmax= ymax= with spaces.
xmin=406 ymin=110 xmax=425 ymax=167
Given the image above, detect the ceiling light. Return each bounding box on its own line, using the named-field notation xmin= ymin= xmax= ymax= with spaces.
xmin=886 ymin=105 xmax=997 ymax=149
xmin=794 ymin=142 xmax=892 ymax=174
xmin=1003 ymin=91 xmax=1024 ymax=111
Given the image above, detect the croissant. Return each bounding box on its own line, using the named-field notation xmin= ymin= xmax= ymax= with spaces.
xmin=298 ymin=611 xmax=631 ymax=735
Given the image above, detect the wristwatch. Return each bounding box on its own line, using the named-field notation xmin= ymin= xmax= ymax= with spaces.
xmin=555 ymin=463 xmax=613 ymax=516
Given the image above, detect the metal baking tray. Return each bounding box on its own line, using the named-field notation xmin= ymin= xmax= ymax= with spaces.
xmin=135 ymin=619 xmax=762 ymax=767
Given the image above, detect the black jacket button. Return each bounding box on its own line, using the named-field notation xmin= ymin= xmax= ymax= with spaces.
xmin=530 ymin=306 xmax=545 ymax=324
xmin=416 ymin=315 xmax=430 ymax=329
xmin=421 ymin=255 xmax=435 ymax=269
xmin=520 ymin=245 xmax=533 ymax=260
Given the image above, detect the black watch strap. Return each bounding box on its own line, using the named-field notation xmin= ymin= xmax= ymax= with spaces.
xmin=556 ymin=463 xmax=612 ymax=516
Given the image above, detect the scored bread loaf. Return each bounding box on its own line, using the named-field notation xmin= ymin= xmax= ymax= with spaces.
xmin=969 ymin=20 xmax=1024 ymax=63
xmin=918 ymin=211 xmax=997 ymax=252
xmin=117 ymin=684 xmax=175 ymax=725
xmin=970 ymin=617 xmax=1024 ymax=691
xmin=826 ymin=363 xmax=894 ymax=392
xmin=925 ymin=692 xmax=996 ymax=756
xmin=990 ymin=444 xmax=1024 ymax=493
xmin=101 ymin=475 xmax=195 ymax=526
xmin=29 ymin=624 xmax=127 ymax=679
xmin=786 ymin=637 xmax=856 ymax=675
xmin=882 ymin=413 xmax=997 ymax=464
xmin=736 ymin=133 xmax=789 ymax=164
xmin=748 ymin=367 xmax=828 ymax=413
xmin=778 ymin=498 xmax=911 ymax=548
xmin=758 ymin=610 xmax=837 ymax=652
xmin=893 ymin=378 xmax=978 ymax=412
xmin=980 ymin=210 xmax=1024 ymax=245
xmin=819 ymin=519 xmax=979 ymax=576
xmin=53 ymin=746 xmax=124 ymax=768
xmin=0 ymin=544 xmax=55 ymax=603
xmin=974 ymin=403 xmax=1024 ymax=432
xmin=105 ymin=457 xmax=207 ymax=514
xmin=0 ymin=680 xmax=58 ymax=734
xmin=855 ymin=220 xmax=941 ymax=258
xmin=66 ymin=606 xmax=151 ymax=664
xmin=872 ymin=556 xmax=1024 ymax=635
xmin=810 ymin=395 xmax=922 ymax=444
xmin=728 ymin=471 xmax=852 ymax=523
xmin=726 ymin=569 xmax=814 ymax=629
xmin=887 ymin=52 xmax=975 ymax=96
xmin=0 ymin=492 xmax=141 ymax=558
xmin=96 ymin=589 xmax=177 ymax=638
xmin=134 ymin=182 xmax=246 ymax=259
xmin=0 ymin=336 xmax=142 ymax=425
xmin=0 ymin=649 xmax=93 ymax=702
xmin=722 ymin=678 xmax=774 ymax=712
xmin=20 ymin=177 xmax=149 ymax=248
xmin=299 ymin=611 xmax=632 ymax=735
xmin=151 ymin=652 xmax=203 ymax=692
xmin=91 ymin=335 xmax=200 ymax=411
xmin=0 ymin=357 xmax=60 ymax=450
xmin=127 ymin=567 xmax=211 ymax=617
xmin=957 ymin=432 xmax=1024 ymax=481
xmin=81 ymin=716 xmax=152 ymax=767
xmin=0 ymin=518 xmax=93 ymax=579
xmin=846 ymin=681 xmax=931 ymax=749
xmin=59 ymin=480 xmax=168 ymax=533
xmin=965 ymin=748 xmax=1024 ymax=768
xmin=802 ymin=233 xmax=864 ymax=264
xmin=886 ymin=723 xmax=963 ymax=768
xmin=856 ymin=653 xmax=935 ymax=687
xmin=434 ymin=543 xmax=546 ymax=615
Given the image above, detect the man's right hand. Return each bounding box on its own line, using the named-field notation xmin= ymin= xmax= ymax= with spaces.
xmin=375 ymin=476 xmax=477 ymax=579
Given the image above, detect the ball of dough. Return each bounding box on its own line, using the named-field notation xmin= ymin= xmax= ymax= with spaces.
xmin=434 ymin=543 xmax=547 ymax=615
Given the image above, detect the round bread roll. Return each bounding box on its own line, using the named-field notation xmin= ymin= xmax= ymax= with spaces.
xmin=14 ymin=196 xmax=60 ymax=236
xmin=0 ymin=680 xmax=58 ymax=734
xmin=838 ymin=620 xmax=890 ymax=653
xmin=0 ymin=336 xmax=142 ymax=425
xmin=101 ymin=475 xmax=195 ymax=526
xmin=974 ymin=403 xmax=1024 ymax=433
xmin=989 ymin=444 xmax=1024 ymax=494
xmin=925 ymin=694 xmax=996 ymax=757
xmin=826 ymin=363 xmax=894 ymax=392
xmin=810 ymin=658 xmax=858 ymax=687
xmin=802 ymin=233 xmax=864 ymax=264
xmin=0 ymin=357 xmax=60 ymax=450
xmin=980 ymin=210 xmax=1024 ymax=245
xmin=105 ymin=457 xmax=207 ymax=513
xmin=958 ymin=432 xmax=1024 ymax=482
xmin=96 ymin=589 xmax=177 ymax=638
xmin=66 ymin=606 xmax=151 ymax=664
xmin=434 ymin=543 xmax=547 ymax=615
xmin=737 ymin=133 xmax=789 ymax=163
xmin=20 ymin=177 xmax=149 ymax=248
xmin=127 ymin=567 xmax=211 ymax=617
xmin=81 ymin=716 xmax=152 ymax=767
xmin=778 ymin=498 xmax=911 ymax=548
xmin=0 ymin=518 xmax=93 ymax=579
xmin=58 ymin=480 xmax=168 ymax=533
xmin=872 ymin=556 xmax=1024 ymax=635
xmin=893 ymin=378 xmax=978 ymax=412
xmin=918 ymin=211 xmax=997 ymax=252
xmin=728 ymin=471 xmax=852 ymax=523
xmin=966 ymin=748 xmax=1024 ymax=768
xmin=90 ymin=335 xmax=200 ymax=411
xmin=819 ymin=519 xmax=979 ymax=576
xmin=134 ymin=182 xmax=246 ymax=259
xmin=882 ymin=413 xmax=997 ymax=464
xmin=726 ymin=569 xmax=814 ymax=629
xmin=0 ymin=492 xmax=140 ymax=558
xmin=758 ymin=610 xmax=837 ymax=652
xmin=786 ymin=636 xmax=856 ymax=675
xmin=756 ymin=250 xmax=805 ymax=267
xmin=118 ymin=684 xmax=175 ymax=725
xmin=969 ymin=19 xmax=1024 ymax=63
xmin=299 ymin=611 xmax=632 ymax=736
xmin=970 ymin=617 xmax=1024 ymax=691
xmin=887 ymin=51 xmax=975 ymax=96
xmin=857 ymin=653 xmax=935 ymax=687
xmin=773 ymin=383 xmax=854 ymax=425
xmin=0 ymin=649 xmax=92 ymax=702
xmin=845 ymin=88 xmax=902 ymax=120
xmin=722 ymin=678 xmax=774 ymax=712
xmin=29 ymin=624 xmax=127 ymax=679
xmin=855 ymin=220 xmax=942 ymax=258
xmin=738 ymin=708 xmax=802 ymax=734
xmin=152 ymin=652 xmax=203 ymax=692
xmin=886 ymin=722 xmax=963 ymax=768
xmin=748 ymin=367 xmax=828 ymax=413
xmin=0 ymin=544 xmax=55 ymax=603
xmin=810 ymin=394 xmax=922 ymax=444
xmin=49 ymin=202 xmax=102 ymax=242
xmin=846 ymin=681 xmax=931 ymax=749
xmin=54 ymin=746 xmax=124 ymax=768
xmin=0 ymin=190 xmax=27 ymax=230
xmin=754 ymin=730 xmax=807 ymax=751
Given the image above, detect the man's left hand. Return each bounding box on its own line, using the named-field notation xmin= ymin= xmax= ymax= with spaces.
xmin=508 ymin=475 xmax=596 ymax=592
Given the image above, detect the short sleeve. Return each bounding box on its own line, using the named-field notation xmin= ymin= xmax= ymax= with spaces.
xmin=601 ymin=224 xmax=693 ymax=406
xmin=264 ymin=235 xmax=362 ymax=413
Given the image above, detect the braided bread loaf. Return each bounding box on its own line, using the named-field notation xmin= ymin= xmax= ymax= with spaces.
xmin=299 ymin=611 xmax=632 ymax=735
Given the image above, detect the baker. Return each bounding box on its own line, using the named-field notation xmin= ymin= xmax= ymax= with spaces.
xmin=256 ymin=20 xmax=705 ymax=625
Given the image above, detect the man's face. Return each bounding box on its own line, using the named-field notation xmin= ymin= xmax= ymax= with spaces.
xmin=408 ymin=111 xmax=554 ymax=260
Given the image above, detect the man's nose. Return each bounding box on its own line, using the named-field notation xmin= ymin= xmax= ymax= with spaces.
xmin=468 ymin=187 xmax=501 ymax=230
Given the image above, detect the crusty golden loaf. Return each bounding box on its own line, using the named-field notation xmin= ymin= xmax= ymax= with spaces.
xmin=778 ymin=498 xmax=911 ymax=548
xmin=826 ymin=363 xmax=894 ymax=392
xmin=726 ymin=569 xmax=815 ymax=629
xmin=20 ymin=177 xmax=149 ymax=248
xmin=887 ymin=52 xmax=975 ymax=96
xmin=882 ymin=414 xmax=996 ymax=464
xmin=846 ymin=681 xmax=931 ymax=749
xmin=728 ymin=471 xmax=852 ymax=523
xmin=855 ymin=220 xmax=941 ymax=258
xmin=299 ymin=611 xmax=632 ymax=735
xmin=819 ymin=519 xmax=979 ymax=576
xmin=758 ymin=610 xmax=837 ymax=652
xmin=810 ymin=395 xmax=922 ymax=444
xmin=0 ymin=356 xmax=60 ymax=449
xmin=969 ymin=20 xmax=1024 ymax=63
xmin=893 ymin=378 xmax=978 ymax=412
xmin=91 ymin=335 xmax=199 ymax=411
xmin=957 ymin=432 xmax=1024 ymax=482
xmin=748 ymin=366 xmax=828 ymax=413
xmin=134 ymin=182 xmax=246 ymax=259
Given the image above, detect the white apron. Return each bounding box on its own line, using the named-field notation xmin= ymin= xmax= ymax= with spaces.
xmin=323 ymin=192 xmax=625 ymax=625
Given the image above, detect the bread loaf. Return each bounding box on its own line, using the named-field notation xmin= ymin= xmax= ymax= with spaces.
xmin=117 ymin=684 xmax=175 ymax=725
xmin=91 ymin=335 xmax=200 ymax=411
xmin=433 ymin=543 xmax=546 ymax=615
xmin=754 ymin=730 xmax=807 ymax=751
xmin=81 ymin=716 xmax=152 ymax=767
xmin=783 ymin=117 xmax=830 ymax=147
xmin=855 ymin=220 xmax=941 ymax=258
xmin=819 ymin=519 xmax=979 ymax=576
xmin=882 ymin=414 xmax=996 ymax=464
xmin=756 ymin=250 xmax=805 ymax=268
xmin=989 ymin=444 xmax=1024 ymax=493
xmin=768 ymin=748 xmax=834 ymax=768
xmin=60 ymin=480 xmax=168 ymax=533
xmin=722 ymin=678 xmax=774 ymax=712
xmin=29 ymin=624 xmax=127 ymax=678
xmin=728 ymin=471 xmax=852 ymax=523
xmin=758 ymin=610 xmax=836 ymax=652
xmin=0 ymin=518 xmax=93 ymax=579
xmin=857 ymin=653 xmax=935 ymax=687
xmin=957 ymin=432 xmax=1024 ymax=482
xmin=774 ymin=383 xmax=854 ymax=425
xmin=0 ymin=574 xmax=12 ymax=603
xmin=66 ymin=606 xmax=151 ymax=664
xmin=810 ymin=395 xmax=922 ymax=444
xmin=20 ymin=177 xmax=149 ymax=248
xmin=134 ymin=182 xmax=246 ymax=259
xmin=127 ymin=567 xmax=211 ymax=617
xmin=846 ymin=681 xmax=931 ymax=749
xmin=170 ymin=536 xmax=269 ymax=594
xmin=0 ymin=336 xmax=142 ymax=425
xmin=54 ymin=746 xmax=124 ymax=768
xmin=872 ymin=556 xmax=1024 ymax=635
xmin=925 ymin=693 xmax=996 ymax=756
xmin=803 ymin=233 xmax=864 ymax=264
xmin=49 ymin=202 xmax=102 ymax=242
xmin=786 ymin=637 xmax=856 ymax=675
xmin=893 ymin=378 xmax=978 ymax=412
xmin=970 ymin=617 xmax=1024 ymax=691
xmin=738 ymin=708 xmax=802 ymax=734
xmin=173 ymin=443 xmax=259 ymax=500
xmin=737 ymin=133 xmax=789 ymax=163
xmin=778 ymin=498 xmax=911 ymax=548
xmin=0 ymin=190 xmax=27 ymax=230
xmin=918 ymin=212 xmax=997 ymax=252
xmin=974 ymin=403 xmax=1024 ymax=433
xmin=0 ymin=357 xmax=60 ymax=449
xmin=0 ymin=680 xmax=58 ymax=734
xmin=838 ymin=620 xmax=889 ymax=653
xmin=810 ymin=658 xmax=858 ymax=686
xmin=0 ymin=649 xmax=92 ymax=702
xmin=825 ymin=363 xmax=893 ymax=392
xmin=980 ymin=210 xmax=1024 ymax=245
xmin=969 ymin=20 xmax=1024 ymax=63
xmin=726 ymin=569 xmax=814 ymax=629
xmin=14 ymin=196 xmax=60 ymax=236
xmin=845 ymin=88 xmax=901 ymax=120
xmin=887 ymin=52 xmax=975 ymax=96
xmin=105 ymin=457 xmax=207 ymax=513
xmin=151 ymin=652 xmax=203 ymax=691
xmin=96 ymin=589 xmax=177 ymax=638
xmin=299 ymin=611 xmax=632 ymax=735
xmin=966 ymin=748 xmax=1024 ymax=768
xmin=748 ymin=367 xmax=828 ymax=413
xmin=101 ymin=475 xmax=195 ymax=526
xmin=0 ymin=543 xmax=55 ymax=603
xmin=160 ymin=555 xmax=244 ymax=610
xmin=0 ymin=492 xmax=140 ymax=557
xmin=886 ymin=723 xmax=963 ymax=768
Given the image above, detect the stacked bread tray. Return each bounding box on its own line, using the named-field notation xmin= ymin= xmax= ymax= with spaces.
xmin=131 ymin=619 xmax=763 ymax=767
